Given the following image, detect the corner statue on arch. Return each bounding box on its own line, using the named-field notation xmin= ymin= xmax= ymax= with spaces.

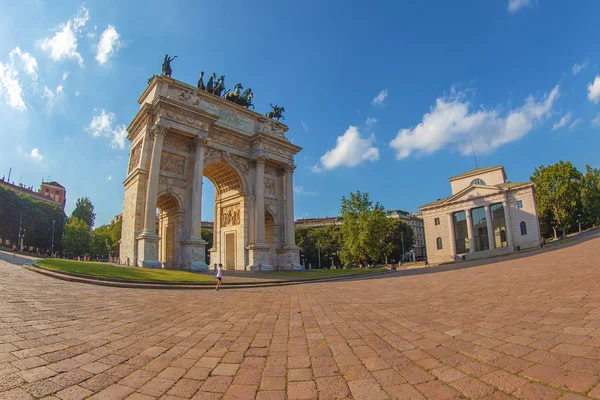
xmin=120 ymin=61 xmax=302 ymax=271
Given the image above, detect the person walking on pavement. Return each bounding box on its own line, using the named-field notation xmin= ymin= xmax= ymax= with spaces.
xmin=215 ymin=263 xmax=224 ymax=291
xmin=12 ymin=244 xmax=17 ymax=258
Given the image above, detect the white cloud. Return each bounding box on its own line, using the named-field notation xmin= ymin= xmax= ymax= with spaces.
xmin=300 ymin=120 xmax=309 ymax=133
xmin=293 ymin=186 xmax=317 ymax=196
xmin=588 ymin=76 xmax=600 ymax=103
xmin=372 ymin=90 xmax=388 ymax=106
xmin=95 ymin=25 xmax=121 ymax=65
xmin=569 ymin=118 xmax=582 ymax=130
xmin=107 ymin=174 xmax=112 ymax=181
xmin=30 ymin=148 xmax=43 ymax=161
xmin=41 ymin=5 xmax=89 ymax=66
xmin=592 ymin=114 xmax=600 ymax=127
xmin=86 ymin=109 xmax=128 ymax=149
xmin=42 ymin=84 xmax=64 ymax=106
xmin=75 ymin=89 xmax=80 ymax=96
xmin=365 ymin=117 xmax=377 ymax=128
xmin=389 ymin=85 xmax=559 ymax=160
xmin=573 ymin=59 xmax=590 ymax=75
xmin=552 ymin=112 xmax=571 ymax=130
xmin=62 ymin=71 xmax=69 ymax=80
xmin=0 ymin=47 xmax=38 ymax=111
xmin=313 ymin=126 xmax=379 ymax=172
xmin=507 ymin=0 xmax=532 ymax=14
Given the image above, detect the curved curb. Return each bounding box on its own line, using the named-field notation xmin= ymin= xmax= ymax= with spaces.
xmin=24 ymin=264 xmax=394 ymax=290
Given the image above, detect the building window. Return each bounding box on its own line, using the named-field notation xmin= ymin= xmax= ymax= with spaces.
xmin=45 ymin=188 xmax=49 ymax=193
xmin=453 ymin=211 xmax=468 ymax=254
xmin=471 ymin=178 xmax=486 ymax=185
xmin=517 ymin=200 xmax=523 ymax=209
xmin=434 ymin=217 xmax=440 ymax=226
xmin=55 ymin=190 xmax=59 ymax=196
xmin=491 ymin=203 xmax=507 ymax=248
xmin=436 ymin=237 xmax=443 ymax=250
xmin=471 ymin=207 xmax=490 ymax=252
xmin=520 ymin=221 xmax=527 ymax=235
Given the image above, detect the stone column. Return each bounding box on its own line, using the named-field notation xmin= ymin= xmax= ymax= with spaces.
xmin=181 ymin=136 xmax=208 ymax=271
xmin=447 ymin=213 xmax=456 ymax=260
xmin=246 ymin=156 xmax=272 ymax=271
xmin=466 ymin=209 xmax=475 ymax=253
xmin=503 ymin=199 xmax=514 ymax=248
xmin=485 ymin=205 xmax=495 ymax=250
xmin=136 ymin=126 xmax=165 ymax=268
xmin=280 ymin=164 xmax=302 ymax=270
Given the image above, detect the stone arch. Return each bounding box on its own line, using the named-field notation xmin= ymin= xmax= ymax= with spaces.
xmin=264 ymin=209 xmax=277 ymax=267
xmin=204 ymin=161 xmax=245 ymax=196
xmin=156 ymin=192 xmax=182 ymax=268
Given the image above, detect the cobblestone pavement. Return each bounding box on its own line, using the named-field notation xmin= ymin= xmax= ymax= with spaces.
xmin=1 ymin=237 xmax=600 ymax=400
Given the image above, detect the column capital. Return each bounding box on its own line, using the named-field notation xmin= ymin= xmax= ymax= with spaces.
xmin=191 ymin=136 xmax=209 ymax=149
xmin=283 ymin=163 xmax=296 ymax=173
xmin=252 ymin=155 xmax=268 ymax=165
xmin=150 ymin=124 xmax=167 ymax=139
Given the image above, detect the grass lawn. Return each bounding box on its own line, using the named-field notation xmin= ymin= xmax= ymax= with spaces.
xmin=36 ymin=259 xmax=215 ymax=282
xmin=270 ymin=267 xmax=387 ymax=279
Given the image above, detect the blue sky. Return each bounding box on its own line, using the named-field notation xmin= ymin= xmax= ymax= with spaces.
xmin=1 ymin=0 xmax=600 ymax=226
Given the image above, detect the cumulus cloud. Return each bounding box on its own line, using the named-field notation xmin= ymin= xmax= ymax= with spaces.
xmin=0 ymin=47 xmax=38 ymax=111
xmin=573 ymin=59 xmax=590 ymax=75
xmin=62 ymin=71 xmax=69 ymax=80
xmin=569 ymin=119 xmax=582 ymax=130
xmin=552 ymin=112 xmax=571 ymax=130
xmin=588 ymin=76 xmax=600 ymax=103
xmin=507 ymin=0 xmax=532 ymax=14
xmin=312 ymin=126 xmax=379 ymax=172
xmin=30 ymin=148 xmax=43 ymax=161
xmin=592 ymin=114 xmax=600 ymax=127
xmin=365 ymin=117 xmax=377 ymax=128
xmin=372 ymin=90 xmax=388 ymax=106
xmin=95 ymin=25 xmax=121 ymax=65
xmin=41 ymin=5 xmax=89 ymax=66
xmin=293 ymin=186 xmax=317 ymax=196
xmin=42 ymin=84 xmax=64 ymax=107
xmin=389 ymin=85 xmax=559 ymax=160
xmin=86 ymin=109 xmax=127 ymax=149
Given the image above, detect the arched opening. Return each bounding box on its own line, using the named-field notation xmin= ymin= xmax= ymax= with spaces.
xmin=265 ymin=210 xmax=277 ymax=267
xmin=203 ymin=161 xmax=246 ymax=270
xmin=156 ymin=192 xmax=181 ymax=268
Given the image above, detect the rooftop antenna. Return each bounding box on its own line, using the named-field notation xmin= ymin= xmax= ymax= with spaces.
xmin=469 ymin=136 xmax=479 ymax=169
xmin=7 ymin=167 xmax=11 ymax=182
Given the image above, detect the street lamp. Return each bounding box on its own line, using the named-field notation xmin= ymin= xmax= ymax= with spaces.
xmin=51 ymin=219 xmax=56 ymax=256
xmin=400 ymin=231 xmax=405 ymax=264
xmin=578 ymin=214 xmax=582 ymax=234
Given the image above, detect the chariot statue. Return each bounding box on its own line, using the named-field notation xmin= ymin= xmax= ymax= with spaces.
xmin=162 ymin=54 xmax=177 ymax=77
xmin=214 ymin=75 xmax=226 ymax=96
xmin=206 ymin=72 xmax=216 ymax=93
xmin=224 ymin=83 xmax=243 ymax=102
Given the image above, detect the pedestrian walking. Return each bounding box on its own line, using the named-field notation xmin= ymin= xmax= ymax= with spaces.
xmin=215 ymin=263 xmax=224 ymax=291
xmin=540 ymin=237 xmax=546 ymax=249
xmin=12 ymin=244 xmax=17 ymax=258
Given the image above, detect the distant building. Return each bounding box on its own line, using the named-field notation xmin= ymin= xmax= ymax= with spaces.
xmin=419 ymin=166 xmax=541 ymax=264
xmin=0 ymin=178 xmax=65 ymax=207
xmin=40 ymin=180 xmax=66 ymax=207
xmin=295 ymin=212 xmax=426 ymax=261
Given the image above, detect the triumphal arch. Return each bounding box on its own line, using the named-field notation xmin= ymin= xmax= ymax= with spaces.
xmin=119 ymin=74 xmax=302 ymax=271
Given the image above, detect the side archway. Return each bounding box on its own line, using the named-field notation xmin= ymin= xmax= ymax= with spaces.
xmin=156 ymin=192 xmax=182 ymax=268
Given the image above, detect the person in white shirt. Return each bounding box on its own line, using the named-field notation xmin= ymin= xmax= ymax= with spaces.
xmin=215 ymin=263 xmax=224 ymax=291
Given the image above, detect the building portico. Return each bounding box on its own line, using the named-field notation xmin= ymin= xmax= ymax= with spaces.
xmin=420 ymin=166 xmax=541 ymax=264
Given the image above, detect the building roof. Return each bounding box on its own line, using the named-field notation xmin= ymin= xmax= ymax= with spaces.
xmin=42 ymin=181 xmax=65 ymax=188
xmin=448 ymin=166 xmax=505 ymax=181
xmin=0 ymin=180 xmax=61 ymax=205
xmin=419 ymin=181 xmax=532 ymax=209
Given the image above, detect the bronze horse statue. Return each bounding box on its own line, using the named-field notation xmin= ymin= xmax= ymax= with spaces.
xmin=236 ymin=88 xmax=254 ymax=109
xmin=214 ymin=75 xmax=226 ymax=96
xmin=162 ymin=54 xmax=177 ymax=77
xmin=224 ymin=83 xmax=243 ymax=102
xmin=266 ymin=103 xmax=285 ymax=121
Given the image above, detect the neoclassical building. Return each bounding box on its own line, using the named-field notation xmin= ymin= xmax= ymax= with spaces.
xmin=420 ymin=166 xmax=541 ymax=264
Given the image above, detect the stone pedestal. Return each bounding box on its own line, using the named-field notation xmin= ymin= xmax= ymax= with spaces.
xmin=278 ymin=245 xmax=303 ymax=270
xmin=247 ymin=244 xmax=272 ymax=271
xmin=208 ymin=248 xmax=218 ymax=268
xmin=136 ymin=232 xmax=162 ymax=268
xmin=181 ymin=239 xmax=208 ymax=271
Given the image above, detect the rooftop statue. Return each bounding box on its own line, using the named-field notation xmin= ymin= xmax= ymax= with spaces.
xmin=206 ymin=72 xmax=216 ymax=94
xmin=224 ymin=83 xmax=243 ymax=102
xmin=266 ymin=103 xmax=285 ymax=121
xmin=236 ymin=88 xmax=254 ymax=109
xmin=197 ymin=71 xmax=205 ymax=90
xmin=214 ymin=75 xmax=226 ymax=97
xmin=162 ymin=54 xmax=177 ymax=77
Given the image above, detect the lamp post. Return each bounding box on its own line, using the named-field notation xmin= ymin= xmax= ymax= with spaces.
xmin=16 ymin=211 xmax=22 ymax=252
xmin=330 ymin=256 xmax=334 ymax=269
xmin=578 ymin=214 xmax=582 ymax=234
xmin=401 ymin=231 xmax=405 ymax=264
xmin=551 ymin=221 xmax=557 ymax=240
xmin=51 ymin=219 xmax=56 ymax=256
xmin=20 ymin=229 xmax=26 ymax=252
xmin=317 ymin=242 xmax=321 ymax=269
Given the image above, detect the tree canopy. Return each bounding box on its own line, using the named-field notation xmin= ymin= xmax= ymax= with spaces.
xmin=72 ymin=197 xmax=96 ymax=230
xmin=63 ymin=217 xmax=91 ymax=256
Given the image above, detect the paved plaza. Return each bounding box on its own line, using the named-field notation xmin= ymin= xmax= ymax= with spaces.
xmin=1 ymin=236 xmax=600 ymax=399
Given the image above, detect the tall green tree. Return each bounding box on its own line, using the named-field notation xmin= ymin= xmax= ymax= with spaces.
xmin=339 ymin=191 xmax=388 ymax=265
xmin=90 ymin=220 xmax=123 ymax=259
xmin=63 ymin=217 xmax=91 ymax=256
xmin=201 ymin=228 xmax=213 ymax=263
xmin=581 ymin=165 xmax=600 ymax=229
xmin=382 ymin=218 xmax=414 ymax=264
xmin=530 ymin=161 xmax=583 ymax=238
xmin=72 ymin=197 xmax=96 ymax=230
xmin=308 ymin=225 xmax=342 ymax=268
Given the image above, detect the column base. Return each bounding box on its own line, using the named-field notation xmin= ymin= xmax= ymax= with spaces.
xmin=136 ymin=232 xmax=162 ymax=269
xmin=246 ymin=244 xmax=272 ymax=271
xmin=208 ymin=248 xmax=218 ymax=269
xmin=277 ymin=246 xmax=303 ymax=270
xmin=181 ymin=238 xmax=208 ymax=271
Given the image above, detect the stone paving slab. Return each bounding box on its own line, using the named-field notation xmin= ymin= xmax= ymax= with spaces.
xmin=0 ymin=237 xmax=600 ymax=399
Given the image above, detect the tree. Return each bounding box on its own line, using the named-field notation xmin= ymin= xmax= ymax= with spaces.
xmin=382 ymin=218 xmax=414 ymax=264
xmin=581 ymin=165 xmax=600 ymax=229
xmin=72 ymin=197 xmax=96 ymax=230
xmin=63 ymin=217 xmax=91 ymax=256
xmin=339 ymin=191 xmax=388 ymax=266
xmin=201 ymin=228 xmax=213 ymax=263
xmin=530 ymin=161 xmax=582 ymax=239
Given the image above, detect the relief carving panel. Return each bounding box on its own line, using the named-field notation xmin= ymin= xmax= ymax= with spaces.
xmin=265 ymin=178 xmax=276 ymax=196
xmin=160 ymin=151 xmax=185 ymax=175
xmin=221 ymin=204 xmax=241 ymax=227
xmin=128 ymin=142 xmax=142 ymax=172
xmin=163 ymin=134 xmax=189 ymax=152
